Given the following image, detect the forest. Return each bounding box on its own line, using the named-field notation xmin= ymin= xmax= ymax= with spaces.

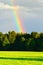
xmin=0 ymin=31 xmax=43 ymax=51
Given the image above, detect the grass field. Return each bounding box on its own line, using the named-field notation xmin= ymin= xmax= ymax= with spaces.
xmin=0 ymin=51 xmax=43 ymax=65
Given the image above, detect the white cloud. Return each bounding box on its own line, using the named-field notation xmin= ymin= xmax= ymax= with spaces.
xmin=0 ymin=2 xmax=31 ymax=11
xmin=0 ymin=2 xmax=37 ymax=18
xmin=0 ymin=2 xmax=42 ymax=19
xmin=0 ymin=3 xmax=12 ymax=8
xmin=0 ymin=0 xmax=43 ymax=33
xmin=34 ymin=7 xmax=43 ymax=11
xmin=38 ymin=0 xmax=43 ymax=3
xmin=0 ymin=1 xmax=42 ymax=19
xmin=0 ymin=2 xmax=32 ymax=12
xmin=15 ymin=6 xmax=32 ymax=12
xmin=0 ymin=2 xmax=14 ymax=9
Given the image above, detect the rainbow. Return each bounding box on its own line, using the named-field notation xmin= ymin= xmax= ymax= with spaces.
xmin=11 ymin=0 xmax=25 ymax=33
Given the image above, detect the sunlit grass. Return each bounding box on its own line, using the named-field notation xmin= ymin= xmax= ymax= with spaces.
xmin=0 ymin=51 xmax=43 ymax=58
xmin=0 ymin=51 xmax=43 ymax=65
xmin=0 ymin=60 xmax=43 ymax=65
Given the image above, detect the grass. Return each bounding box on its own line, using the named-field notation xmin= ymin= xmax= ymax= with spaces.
xmin=0 ymin=51 xmax=43 ymax=65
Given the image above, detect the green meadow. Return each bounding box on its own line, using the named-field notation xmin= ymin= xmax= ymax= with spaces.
xmin=0 ymin=52 xmax=43 ymax=65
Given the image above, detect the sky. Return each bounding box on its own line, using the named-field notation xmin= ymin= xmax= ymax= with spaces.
xmin=0 ymin=0 xmax=43 ymax=33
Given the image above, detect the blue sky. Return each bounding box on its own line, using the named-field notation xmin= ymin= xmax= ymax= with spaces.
xmin=0 ymin=0 xmax=43 ymax=33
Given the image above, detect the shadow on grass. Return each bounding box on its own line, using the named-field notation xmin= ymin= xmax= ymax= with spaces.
xmin=0 ymin=57 xmax=43 ymax=61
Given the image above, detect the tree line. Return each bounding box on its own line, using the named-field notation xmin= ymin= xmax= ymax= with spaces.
xmin=0 ymin=31 xmax=43 ymax=51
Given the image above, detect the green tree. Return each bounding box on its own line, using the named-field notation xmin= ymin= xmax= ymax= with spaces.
xmin=25 ymin=38 xmax=35 ymax=51
xmin=31 ymin=32 xmax=40 ymax=38
xmin=8 ymin=31 xmax=16 ymax=44
xmin=2 ymin=36 xmax=10 ymax=46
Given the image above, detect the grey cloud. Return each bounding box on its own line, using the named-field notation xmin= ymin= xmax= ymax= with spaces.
xmin=0 ymin=0 xmax=43 ymax=9
xmin=0 ymin=0 xmax=43 ymax=7
xmin=0 ymin=0 xmax=12 ymax=5
xmin=0 ymin=9 xmax=17 ymax=33
xmin=0 ymin=0 xmax=43 ymax=19
xmin=0 ymin=0 xmax=43 ymax=33
xmin=12 ymin=0 xmax=43 ymax=8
